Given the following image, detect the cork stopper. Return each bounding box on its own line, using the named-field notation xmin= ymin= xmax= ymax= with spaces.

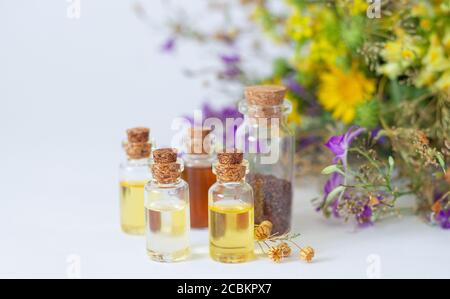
xmin=153 ymin=148 xmax=178 ymax=163
xmin=217 ymin=149 xmax=244 ymax=165
xmin=127 ymin=127 xmax=150 ymax=143
xmin=245 ymin=85 xmax=287 ymax=106
xmin=186 ymin=128 xmax=213 ymax=154
xmin=215 ymin=149 xmax=247 ymax=182
xmin=125 ymin=127 xmax=151 ymax=159
xmin=151 ymin=148 xmax=181 ymax=184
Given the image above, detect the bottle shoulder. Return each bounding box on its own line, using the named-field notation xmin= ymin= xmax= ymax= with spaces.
xmin=236 ymin=119 xmax=294 ymax=137
xmin=145 ymin=179 xmax=189 ymax=191
xmin=210 ymin=181 xmax=253 ymax=193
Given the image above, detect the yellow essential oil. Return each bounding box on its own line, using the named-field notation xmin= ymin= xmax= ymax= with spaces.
xmin=209 ymin=200 xmax=255 ymax=263
xmin=120 ymin=181 xmax=146 ymax=235
xmin=145 ymin=199 xmax=190 ymax=262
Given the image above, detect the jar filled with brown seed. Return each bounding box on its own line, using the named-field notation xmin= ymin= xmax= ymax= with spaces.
xmin=236 ymin=85 xmax=295 ymax=235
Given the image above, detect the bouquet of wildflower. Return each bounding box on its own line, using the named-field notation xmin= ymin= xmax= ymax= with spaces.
xmin=137 ymin=0 xmax=450 ymax=228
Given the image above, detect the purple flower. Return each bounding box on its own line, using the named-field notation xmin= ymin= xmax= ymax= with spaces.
xmin=219 ymin=54 xmax=242 ymax=80
xmin=285 ymin=77 xmax=315 ymax=103
xmin=184 ymin=103 xmax=243 ymax=147
xmin=161 ymin=37 xmax=176 ymax=53
xmin=324 ymin=173 xmax=343 ymax=195
xmin=436 ymin=210 xmax=450 ymax=229
xmin=222 ymin=66 xmax=241 ymax=79
xmin=322 ymin=173 xmax=344 ymax=217
xmin=325 ymin=126 xmax=366 ymax=165
xmin=357 ymin=205 xmax=374 ymax=228
xmin=298 ymin=135 xmax=320 ymax=149
xmin=220 ymin=54 xmax=241 ymax=65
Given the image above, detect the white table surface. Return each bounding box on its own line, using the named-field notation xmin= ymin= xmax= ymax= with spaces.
xmin=1 ymin=1 xmax=449 ymax=279
xmin=1 ymin=179 xmax=449 ymax=279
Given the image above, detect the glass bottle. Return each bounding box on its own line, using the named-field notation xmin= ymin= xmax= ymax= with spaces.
xmin=119 ymin=127 xmax=153 ymax=235
xmin=236 ymin=85 xmax=295 ymax=235
xmin=209 ymin=150 xmax=254 ymax=263
xmin=182 ymin=128 xmax=216 ymax=228
xmin=145 ymin=148 xmax=190 ymax=262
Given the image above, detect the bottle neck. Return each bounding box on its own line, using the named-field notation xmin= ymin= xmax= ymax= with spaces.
xmin=239 ymin=100 xmax=292 ymax=124
xmin=216 ymin=177 xmax=246 ymax=185
xmin=152 ymin=177 xmax=183 ymax=187
xmin=183 ymin=154 xmax=215 ymax=167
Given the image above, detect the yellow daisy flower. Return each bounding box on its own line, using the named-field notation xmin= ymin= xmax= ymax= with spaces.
xmin=318 ymin=65 xmax=375 ymax=124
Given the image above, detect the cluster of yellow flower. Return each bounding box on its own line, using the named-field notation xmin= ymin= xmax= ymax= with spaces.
xmin=380 ymin=2 xmax=450 ymax=93
xmin=279 ymin=0 xmax=450 ymax=124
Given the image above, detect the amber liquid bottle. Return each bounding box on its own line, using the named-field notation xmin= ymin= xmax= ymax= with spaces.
xmin=182 ymin=155 xmax=216 ymax=228
xmin=182 ymin=128 xmax=216 ymax=228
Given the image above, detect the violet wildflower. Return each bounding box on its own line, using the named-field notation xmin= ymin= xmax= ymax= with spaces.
xmin=219 ymin=54 xmax=242 ymax=80
xmin=322 ymin=173 xmax=344 ymax=217
xmin=184 ymin=103 xmax=243 ymax=146
xmin=161 ymin=37 xmax=176 ymax=53
xmin=436 ymin=210 xmax=450 ymax=229
xmin=356 ymin=205 xmax=374 ymax=227
xmin=325 ymin=126 xmax=366 ymax=165
xmin=298 ymin=135 xmax=320 ymax=149
xmin=285 ymin=77 xmax=315 ymax=103
xmin=220 ymin=54 xmax=241 ymax=64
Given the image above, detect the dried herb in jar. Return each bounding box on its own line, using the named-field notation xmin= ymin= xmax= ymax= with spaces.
xmin=248 ymin=173 xmax=293 ymax=235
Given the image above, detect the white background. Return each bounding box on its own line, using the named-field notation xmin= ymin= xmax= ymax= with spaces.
xmin=0 ymin=0 xmax=449 ymax=279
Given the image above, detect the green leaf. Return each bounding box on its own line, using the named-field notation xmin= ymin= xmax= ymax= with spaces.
xmin=321 ymin=165 xmax=345 ymax=176
xmin=388 ymin=156 xmax=395 ymax=174
xmin=436 ymin=152 xmax=446 ymax=173
xmin=325 ymin=186 xmax=346 ymax=206
xmin=273 ymin=58 xmax=290 ymax=78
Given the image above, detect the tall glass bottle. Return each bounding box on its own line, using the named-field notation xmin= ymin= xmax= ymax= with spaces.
xmin=182 ymin=128 xmax=216 ymax=228
xmin=119 ymin=127 xmax=152 ymax=235
xmin=209 ymin=150 xmax=254 ymax=263
xmin=236 ymin=85 xmax=295 ymax=235
xmin=145 ymin=148 xmax=190 ymax=262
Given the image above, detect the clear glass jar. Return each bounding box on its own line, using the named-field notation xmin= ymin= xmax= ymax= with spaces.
xmin=236 ymin=97 xmax=295 ymax=235
xmin=119 ymin=139 xmax=152 ymax=235
xmin=145 ymin=158 xmax=190 ymax=262
xmin=208 ymin=160 xmax=254 ymax=263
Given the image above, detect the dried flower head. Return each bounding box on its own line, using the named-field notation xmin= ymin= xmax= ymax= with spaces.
xmin=368 ymin=194 xmax=381 ymax=207
xmin=300 ymin=247 xmax=315 ymax=263
xmin=267 ymin=246 xmax=283 ymax=263
xmin=254 ymin=221 xmax=273 ymax=241
xmin=432 ymin=201 xmax=442 ymax=214
xmin=278 ymin=242 xmax=292 ymax=257
xmin=445 ymin=170 xmax=450 ymax=184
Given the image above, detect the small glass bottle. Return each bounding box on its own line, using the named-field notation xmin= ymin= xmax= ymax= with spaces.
xmin=119 ymin=127 xmax=153 ymax=235
xmin=145 ymin=148 xmax=190 ymax=262
xmin=209 ymin=150 xmax=254 ymax=263
xmin=236 ymin=85 xmax=295 ymax=235
xmin=182 ymin=128 xmax=216 ymax=228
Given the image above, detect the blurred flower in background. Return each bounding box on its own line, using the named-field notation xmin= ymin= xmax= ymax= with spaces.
xmin=138 ymin=0 xmax=449 ymax=228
